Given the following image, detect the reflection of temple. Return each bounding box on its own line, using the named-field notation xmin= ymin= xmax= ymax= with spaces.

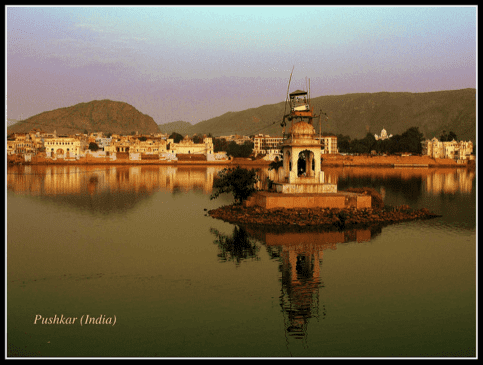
xmin=247 ymin=228 xmax=375 ymax=341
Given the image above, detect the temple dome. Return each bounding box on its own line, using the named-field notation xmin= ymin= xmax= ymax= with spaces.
xmin=290 ymin=121 xmax=315 ymax=137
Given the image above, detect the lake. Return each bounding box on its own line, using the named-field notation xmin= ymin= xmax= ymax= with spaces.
xmin=6 ymin=164 xmax=476 ymax=358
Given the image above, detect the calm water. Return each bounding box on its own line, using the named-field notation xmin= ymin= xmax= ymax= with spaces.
xmin=6 ymin=165 xmax=476 ymax=358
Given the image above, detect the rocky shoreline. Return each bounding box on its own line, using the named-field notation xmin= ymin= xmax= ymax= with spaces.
xmin=207 ymin=204 xmax=442 ymax=231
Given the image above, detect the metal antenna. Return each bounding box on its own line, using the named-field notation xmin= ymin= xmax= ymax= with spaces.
xmin=281 ymin=66 xmax=294 ymax=135
xmin=309 ymin=78 xmax=311 ymax=104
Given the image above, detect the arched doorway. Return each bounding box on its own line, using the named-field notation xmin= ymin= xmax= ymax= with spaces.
xmin=297 ymin=154 xmax=306 ymax=176
xmin=297 ymin=150 xmax=314 ymax=177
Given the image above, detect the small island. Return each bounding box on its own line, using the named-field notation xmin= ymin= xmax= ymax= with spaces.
xmin=208 ymin=200 xmax=442 ymax=231
xmin=208 ymin=90 xmax=442 ymax=231
xmin=208 ymin=184 xmax=441 ymax=231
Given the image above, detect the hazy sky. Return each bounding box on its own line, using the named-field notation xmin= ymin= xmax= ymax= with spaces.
xmin=6 ymin=5 xmax=477 ymax=126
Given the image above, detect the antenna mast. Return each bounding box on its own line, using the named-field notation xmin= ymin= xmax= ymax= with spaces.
xmin=281 ymin=66 xmax=294 ymax=136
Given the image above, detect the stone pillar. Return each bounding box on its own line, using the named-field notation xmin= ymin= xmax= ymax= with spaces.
xmin=290 ymin=150 xmax=298 ymax=183
xmin=315 ymin=149 xmax=323 ymax=182
xmin=307 ymin=151 xmax=313 ymax=177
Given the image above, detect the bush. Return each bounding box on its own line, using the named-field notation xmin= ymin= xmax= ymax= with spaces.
xmin=88 ymin=142 xmax=99 ymax=151
xmin=268 ymin=159 xmax=283 ymax=171
xmin=226 ymin=141 xmax=254 ymax=158
xmin=210 ymin=166 xmax=260 ymax=205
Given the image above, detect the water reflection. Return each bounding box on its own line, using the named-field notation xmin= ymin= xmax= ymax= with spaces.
xmin=8 ymin=165 xmax=474 ymax=198
xmin=260 ymin=226 xmax=381 ymax=343
xmin=210 ymin=225 xmax=381 ymax=342
xmin=210 ymin=226 xmax=261 ymax=265
xmin=322 ymin=167 xmax=475 ymax=195
xmin=6 ymin=165 xmax=225 ymax=196
xmin=7 ymin=165 xmax=227 ymax=214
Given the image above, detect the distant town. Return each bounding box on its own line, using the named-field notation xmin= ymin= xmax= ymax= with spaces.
xmin=6 ymin=126 xmax=475 ymax=165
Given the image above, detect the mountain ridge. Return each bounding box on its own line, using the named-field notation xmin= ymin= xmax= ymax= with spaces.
xmin=7 ymin=99 xmax=160 ymax=135
xmin=175 ymin=88 xmax=476 ymax=142
xmin=7 ymin=89 xmax=476 ymax=143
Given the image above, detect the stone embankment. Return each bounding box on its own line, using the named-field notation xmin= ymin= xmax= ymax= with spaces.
xmin=208 ymin=204 xmax=441 ymax=230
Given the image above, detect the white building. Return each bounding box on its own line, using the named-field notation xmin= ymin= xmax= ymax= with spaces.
xmin=168 ymin=135 xmax=214 ymax=156
xmin=95 ymin=137 xmax=112 ymax=150
xmin=218 ymin=134 xmax=252 ymax=145
xmin=253 ymin=134 xmax=283 ymax=157
xmin=374 ymin=128 xmax=393 ymax=141
xmin=421 ymin=137 xmax=474 ymax=160
xmin=316 ymin=135 xmax=338 ymax=154
xmin=8 ymin=133 xmax=38 ymax=155
xmin=44 ymin=137 xmax=82 ymax=159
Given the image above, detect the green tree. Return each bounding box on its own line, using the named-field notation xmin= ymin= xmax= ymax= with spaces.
xmin=169 ymin=132 xmax=184 ymax=143
xmin=401 ymin=127 xmax=424 ymax=154
xmin=88 ymin=142 xmax=99 ymax=151
xmin=214 ymin=138 xmax=228 ymax=153
xmin=361 ymin=133 xmax=376 ymax=153
xmin=439 ymin=130 xmax=457 ymax=142
xmin=448 ymin=131 xmax=458 ymax=141
xmin=226 ymin=141 xmax=254 ymax=158
xmin=192 ymin=135 xmax=203 ymax=144
xmin=210 ymin=166 xmax=260 ymax=205
xmin=336 ymin=134 xmax=351 ymax=153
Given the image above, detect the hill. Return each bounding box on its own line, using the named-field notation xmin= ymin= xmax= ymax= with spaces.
xmin=7 ymin=100 xmax=160 ymax=136
xmin=162 ymin=89 xmax=476 ymax=142
xmin=157 ymin=120 xmax=196 ymax=135
xmin=6 ymin=118 xmax=19 ymax=127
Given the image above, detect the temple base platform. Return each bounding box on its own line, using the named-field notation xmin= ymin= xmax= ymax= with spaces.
xmin=244 ymin=190 xmax=372 ymax=210
xmin=273 ymin=182 xmax=337 ymax=194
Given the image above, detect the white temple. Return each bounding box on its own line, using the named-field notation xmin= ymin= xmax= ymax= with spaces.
xmin=374 ymin=128 xmax=393 ymax=141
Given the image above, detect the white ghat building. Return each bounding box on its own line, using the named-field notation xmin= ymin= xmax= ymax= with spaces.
xmin=167 ymin=135 xmax=214 ymax=156
xmin=421 ymin=137 xmax=474 ymax=161
xmin=44 ymin=137 xmax=82 ymax=159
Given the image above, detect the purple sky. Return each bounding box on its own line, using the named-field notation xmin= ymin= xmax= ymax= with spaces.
xmin=6 ymin=6 xmax=477 ymax=126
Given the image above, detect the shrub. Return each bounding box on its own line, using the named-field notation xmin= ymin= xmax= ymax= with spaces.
xmin=210 ymin=166 xmax=260 ymax=205
xmin=88 ymin=142 xmax=99 ymax=151
xmin=268 ymin=159 xmax=283 ymax=171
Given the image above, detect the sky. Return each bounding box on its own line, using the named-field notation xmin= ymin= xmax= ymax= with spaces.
xmin=6 ymin=5 xmax=477 ymax=126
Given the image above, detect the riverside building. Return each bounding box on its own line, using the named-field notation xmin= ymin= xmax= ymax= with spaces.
xmin=421 ymin=137 xmax=474 ymax=161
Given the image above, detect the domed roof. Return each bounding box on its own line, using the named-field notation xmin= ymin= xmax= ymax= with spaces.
xmin=290 ymin=121 xmax=315 ymax=136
